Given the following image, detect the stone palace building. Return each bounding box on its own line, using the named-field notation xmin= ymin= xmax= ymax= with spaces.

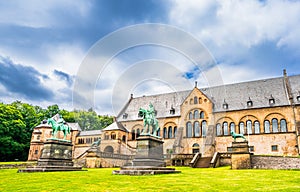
xmin=28 ymin=70 xmax=300 ymax=166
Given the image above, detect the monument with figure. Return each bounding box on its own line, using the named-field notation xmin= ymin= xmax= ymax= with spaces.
xmin=113 ymin=103 xmax=180 ymax=175
xmin=18 ymin=114 xmax=83 ymax=172
xmin=228 ymin=131 xmax=251 ymax=169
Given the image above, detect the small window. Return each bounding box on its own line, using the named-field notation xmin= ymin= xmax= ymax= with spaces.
xmin=37 ymin=135 xmax=41 ymax=140
xmin=194 ymin=110 xmax=199 ymax=119
xmin=297 ymin=95 xmax=300 ymax=102
xmin=271 ymin=145 xmax=278 ymax=152
xmin=247 ymin=100 xmax=253 ymax=107
xmin=163 ymin=127 xmax=167 ymax=138
xmin=223 ymin=103 xmax=228 ymax=109
xmin=123 ymin=113 xmax=128 ymax=119
xmin=111 ymin=133 xmax=116 ymax=140
xmin=249 ymin=146 xmax=254 ymax=152
xmin=280 ymin=119 xmax=287 ymax=132
xmin=223 ymin=99 xmax=228 ymax=109
xmin=216 ymin=123 xmax=222 ymax=136
xmin=223 ymin=122 xmax=229 ymax=135
xmin=34 ymin=150 xmax=38 ymax=155
xmin=189 ymin=112 xmax=193 ymax=120
xmin=170 ymin=107 xmax=175 ymax=115
xmin=200 ymin=111 xmax=204 ymax=119
xmin=131 ymin=130 xmax=136 ymax=140
xmin=269 ymin=98 xmax=275 ymax=105
xmin=239 ymin=122 xmax=245 ymax=134
xmin=194 ymin=96 xmax=198 ymax=104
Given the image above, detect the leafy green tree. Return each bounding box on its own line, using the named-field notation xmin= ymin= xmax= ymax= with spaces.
xmin=0 ymin=103 xmax=27 ymax=161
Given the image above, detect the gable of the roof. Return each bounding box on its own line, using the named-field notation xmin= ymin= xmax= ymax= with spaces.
xmin=102 ymin=121 xmax=129 ymax=132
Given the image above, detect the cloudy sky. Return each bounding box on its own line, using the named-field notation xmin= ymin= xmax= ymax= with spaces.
xmin=0 ymin=0 xmax=300 ymax=115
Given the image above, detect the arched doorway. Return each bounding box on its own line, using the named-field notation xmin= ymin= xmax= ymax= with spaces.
xmin=104 ymin=146 xmax=114 ymax=153
xmin=192 ymin=143 xmax=200 ymax=154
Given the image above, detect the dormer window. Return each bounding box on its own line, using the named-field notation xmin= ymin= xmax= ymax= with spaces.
xmin=170 ymin=106 xmax=175 ymax=115
xmin=269 ymin=95 xmax=275 ymax=105
xmin=122 ymin=113 xmax=128 ymax=119
xmin=223 ymin=100 xmax=228 ymax=109
xmin=247 ymin=97 xmax=253 ymax=107
xmin=297 ymin=95 xmax=300 ymax=102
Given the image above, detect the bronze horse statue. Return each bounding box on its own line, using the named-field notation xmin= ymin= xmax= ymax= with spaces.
xmin=47 ymin=118 xmax=70 ymax=140
xmin=138 ymin=104 xmax=160 ymax=136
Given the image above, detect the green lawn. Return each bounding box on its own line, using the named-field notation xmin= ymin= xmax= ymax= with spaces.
xmin=1 ymin=166 xmax=300 ymax=192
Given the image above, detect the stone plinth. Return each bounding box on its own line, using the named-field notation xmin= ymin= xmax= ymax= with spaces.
xmin=132 ymin=135 xmax=165 ymax=167
xmin=18 ymin=139 xmax=84 ymax=172
xmin=113 ymin=135 xmax=180 ymax=175
xmin=229 ymin=141 xmax=251 ymax=169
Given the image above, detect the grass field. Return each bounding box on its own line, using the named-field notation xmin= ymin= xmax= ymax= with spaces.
xmin=1 ymin=166 xmax=300 ymax=192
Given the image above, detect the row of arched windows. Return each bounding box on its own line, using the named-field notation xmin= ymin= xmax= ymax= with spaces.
xmin=190 ymin=96 xmax=208 ymax=105
xmin=78 ymin=137 xmax=101 ymax=144
xmin=131 ymin=126 xmax=178 ymax=140
xmin=162 ymin=126 xmax=177 ymax=139
xmin=189 ymin=110 xmax=205 ymax=120
xmin=216 ymin=118 xmax=287 ymax=136
xmin=186 ymin=121 xmax=207 ymax=138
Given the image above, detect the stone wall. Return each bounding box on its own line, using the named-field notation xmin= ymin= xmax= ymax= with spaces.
xmin=251 ymin=155 xmax=300 ymax=169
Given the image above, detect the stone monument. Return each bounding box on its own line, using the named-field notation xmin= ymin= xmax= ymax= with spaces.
xmin=113 ymin=104 xmax=180 ymax=175
xmin=18 ymin=115 xmax=83 ymax=172
xmin=228 ymin=132 xmax=251 ymax=169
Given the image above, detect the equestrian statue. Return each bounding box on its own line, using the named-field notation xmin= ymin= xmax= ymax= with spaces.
xmin=138 ymin=103 xmax=160 ymax=137
xmin=47 ymin=115 xmax=70 ymax=140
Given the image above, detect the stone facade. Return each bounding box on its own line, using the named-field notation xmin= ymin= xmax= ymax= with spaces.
xmin=28 ymin=72 xmax=300 ymax=167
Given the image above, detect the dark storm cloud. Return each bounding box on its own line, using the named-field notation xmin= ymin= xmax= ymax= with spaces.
xmin=53 ymin=69 xmax=73 ymax=86
xmin=0 ymin=56 xmax=53 ymax=100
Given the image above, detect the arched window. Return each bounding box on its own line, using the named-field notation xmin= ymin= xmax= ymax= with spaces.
xmin=189 ymin=112 xmax=193 ymax=120
xmin=194 ymin=121 xmax=200 ymax=137
xmin=280 ymin=119 xmax=287 ymax=132
xmin=272 ymin=118 xmax=278 ymax=133
xmin=174 ymin=127 xmax=177 ymax=138
xmin=223 ymin=122 xmax=229 ymax=135
xmin=200 ymin=111 xmax=204 ymax=119
xmin=246 ymin=120 xmax=252 ymax=134
xmin=202 ymin=120 xmax=207 ymax=137
xmin=216 ymin=123 xmax=222 ymax=136
xmin=230 ymin=122 xmax=235 ymax=133
xmin=168 ymin=126 xmax=172 ymax=138
xmin=163 ymin=127 xmax=167 ymax=138
xmin=194 ymin=110 xmax=199 ymax=119
xmin=157 ymin=127 xmax=161 ymax=137
xmin=111 ymin=133 xmax=116 ymax=140
xmin=239 ymin=122 xmax=245 ymax=134
xmin=264 ymin=120 xmax=270 ymax=133
xmin=137 ymin=128 xmax=140 ymax=138
xmin=192 ymin=143 xmax=200 ymax=154
xmin=122 ymin=135 xmax=126 ymax=142
xmin=199 ymin=97 xmax=203 ymax=104
xmin=132 ymin=129 xmax=136 ymax=140
xmin=254 ymin=121 xmax=260 ymax=134
xmin=194 ymin=96 xmax=198 ymax=104
xmin=186 ymin=122 xmax=192 ymax=138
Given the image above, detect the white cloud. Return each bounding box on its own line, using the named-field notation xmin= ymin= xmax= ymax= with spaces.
xmin=0 ymin=0 xmax=92 ymax=28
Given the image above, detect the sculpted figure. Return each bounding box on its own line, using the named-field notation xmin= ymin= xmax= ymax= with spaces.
xmin=139 ymin=103 xmax=160 ymax=137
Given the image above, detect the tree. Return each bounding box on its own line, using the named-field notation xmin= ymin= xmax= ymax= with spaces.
xmin=0 ymin=103 xmax=27 ymax=161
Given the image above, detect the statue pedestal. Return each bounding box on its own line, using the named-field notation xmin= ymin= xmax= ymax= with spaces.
xmin=229 ymin=141 xmax=251 ymax=169
xmin=18 ymin=139 xmax=84 ymax=172
xmin=132 ymin=135 xmax=165 ymax=167
xmin=113 ymin=135 xmax=180 ymax=175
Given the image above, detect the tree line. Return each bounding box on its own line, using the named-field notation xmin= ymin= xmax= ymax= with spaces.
xmin=0 ymin=101 xmax=113 ymax=161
